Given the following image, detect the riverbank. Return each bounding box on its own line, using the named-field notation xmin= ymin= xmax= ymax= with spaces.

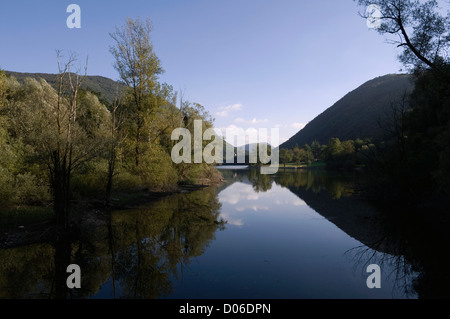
xmin=0 ymin=175 xmax=224 ymax=249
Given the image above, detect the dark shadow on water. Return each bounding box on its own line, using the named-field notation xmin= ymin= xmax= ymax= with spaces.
xmin=222 ymin=168 xmax=450 ymax=298
xmin=1 ymin=168 xmax=449 ymax=298
xmin=345 ymin=206 xmax=450 ymax=299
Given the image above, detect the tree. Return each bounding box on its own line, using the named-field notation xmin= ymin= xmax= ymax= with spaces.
xmin=49 ymin=53 xmax=92 ymax=228
xmin=0 ymin=70 xmax=6 ymax=107
xmin=292 ymin=146 xmax=303 ymax=166
xmin=105 ymin=88 xmax=125 ymax=205
xmin=302 ymin=144 xmax=314 ymax=165
xmin=279 ymin=148 xmax=293 ymax=168
xmin=2 ymin=53 xmax=109 ymax=228
xmin=356 ymin=0 xmax=449 ymax=73
xmin=311 ymin=140 xmax=322 ymax=160
xmin=341 ymin=140 xmax=355 ymax=156
xmin=356 ymin=0 xmax=450 ymax=197
xmin=325 ymin=138 xmax=343 ymax=160
xmin=110 ymin=17 xmax=164 ymax=167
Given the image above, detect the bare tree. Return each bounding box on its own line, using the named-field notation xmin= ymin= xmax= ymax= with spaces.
xmin=50 ymin=51 xmax=88 ymax=228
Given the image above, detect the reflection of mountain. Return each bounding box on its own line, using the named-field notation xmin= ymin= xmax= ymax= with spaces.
xmin=271 ymin=170 xmax=450 ymax=299
xmin=219 ymin=168 xmax=383 ymax=251
xmin=273 ymin=171 xmax=387 ymax=253
xmin=219 ymin=168 xmax=450 ymax=298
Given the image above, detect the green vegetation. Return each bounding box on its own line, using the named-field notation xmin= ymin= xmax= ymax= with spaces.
xmin=4 ymin=71 xmax=126 ymax=107
xmin=279 ymin=138 xmax=374 ymax=170
xmin=0 ymin=18 xmax=221 ymax=228
xmin=0 ymin=186 xmax=225 ymax=298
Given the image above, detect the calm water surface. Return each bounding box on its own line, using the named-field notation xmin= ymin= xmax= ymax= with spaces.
xmin=2 ymin=168 xmax=449 ymax=299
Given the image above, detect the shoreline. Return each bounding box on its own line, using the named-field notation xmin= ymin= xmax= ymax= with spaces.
xmin=0 ymin=178 xmax=224 ymax=250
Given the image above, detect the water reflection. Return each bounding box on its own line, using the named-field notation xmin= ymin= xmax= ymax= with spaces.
xmin=103 ymin=187 xmax=225 ymax=298
xmin=0 ymin=187 xmax=225 ymax=299
xmin=218 ymin=168 xmax=450 ymax=299
xmin=345 ymin=207 xmax=450 ymax=299
xmin=0 ymin=168 xmax=449 ymax=298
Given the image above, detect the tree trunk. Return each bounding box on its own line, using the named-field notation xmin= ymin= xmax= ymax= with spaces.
xmin=53 ymin=165 xmax=71 ymax=229
xmin=106 ymin=148 xmax=115 ymax=206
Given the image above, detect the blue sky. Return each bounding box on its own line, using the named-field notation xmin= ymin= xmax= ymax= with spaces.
xmin=0 ymin=0 xmax=405 ymax=146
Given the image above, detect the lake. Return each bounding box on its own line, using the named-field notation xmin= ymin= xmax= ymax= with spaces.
xmin=1 ymin=167 xmax=449 ymax=299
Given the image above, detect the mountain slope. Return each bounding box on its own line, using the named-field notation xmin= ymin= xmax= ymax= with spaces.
xmin=5 ymin=71 xmax=125 ymax=105
xmin=281 ymin=74 xmax=415 ymax=148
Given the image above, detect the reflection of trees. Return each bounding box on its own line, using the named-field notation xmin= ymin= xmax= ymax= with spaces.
xmin=274 ymin=170 xmax=355 ymax=199
xmin=0 ymin=186 xmax=224 ymax=299
xmin=345 ymin=241 xmax=418 ymax=298
xmin=345 ymin=208 xmax=450 ymax=299
xmin=220 ymin=167 xmax=356 ymax=198
xmin=104 ymin=186 xmax=224 ymax=299
xmin=247 ymin=169 xmax=273 ymax=193
xmin=0 ymin=243 xmax=54 ymax=298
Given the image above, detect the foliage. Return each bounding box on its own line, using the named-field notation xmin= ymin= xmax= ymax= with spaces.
xmin=4 ymin=71 xmax=126 ymax=106
xmin=0 ymin=186 xmax=224 ymax=298
xmin=0 ymin=19 xmax=221 ymax=223
xmin=280 ymin=137 xmax=373 ymax=170
xmin=356 ymin=0 xmax=449 ymax=72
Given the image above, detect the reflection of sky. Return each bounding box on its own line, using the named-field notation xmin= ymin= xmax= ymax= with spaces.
xmin=169 ymin=178 xmax=418 ymax=299
xmin=218 ymin=182 xmax=312 ymax=227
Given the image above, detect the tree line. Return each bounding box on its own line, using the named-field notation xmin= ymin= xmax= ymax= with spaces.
xmin=0 ymin=18 xmax=221 ymax=228
xmin=279 ymin=138 xmax=375 ymax=170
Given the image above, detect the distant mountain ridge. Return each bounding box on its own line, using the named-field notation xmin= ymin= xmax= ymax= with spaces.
xmin=281 ymin=74 xmax=415 ymax=149
xmin=5 ymin=71 xmax=125 ymax=105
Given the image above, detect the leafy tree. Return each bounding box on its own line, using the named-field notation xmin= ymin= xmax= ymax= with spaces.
xmin=2 ymin=54 xmax=109 ymax=227
xmin=292 ymin=146 xmax=303 ymax=166
xmin=341 ymin=140 xmax=355 ymax=156
xmin=279 ymin=148 xmax=293 ymax=167
xmin=323 ymin=138 xmax=358 ymax=170
xmin=356 ymin=0 xmax=449 ymax=73
xmin=325 ymin=138 xmax=343 ymax=160
xmin=110 ymin=17 xmax=164 ymax=167
xmin=173 ymin=101 xmax=219 ymax=184
xmin=302 ymin=144 xmax=314 ymax=165
xmin=311 ymin=140 xmax=322 ymax=160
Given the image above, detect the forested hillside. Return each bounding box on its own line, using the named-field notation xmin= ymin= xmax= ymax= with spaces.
xmin=281 ymin=74 xmax=414 ymax=148
xmin=5 ymin=71 xmax=125 ymax=106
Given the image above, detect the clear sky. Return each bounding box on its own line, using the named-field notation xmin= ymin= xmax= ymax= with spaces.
xmin=0 ymin=0 xmax=405 ymax=146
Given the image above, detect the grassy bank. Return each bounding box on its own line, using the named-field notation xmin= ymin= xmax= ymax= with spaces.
xmin=277 ymin=162 xmax=327 ymax=169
